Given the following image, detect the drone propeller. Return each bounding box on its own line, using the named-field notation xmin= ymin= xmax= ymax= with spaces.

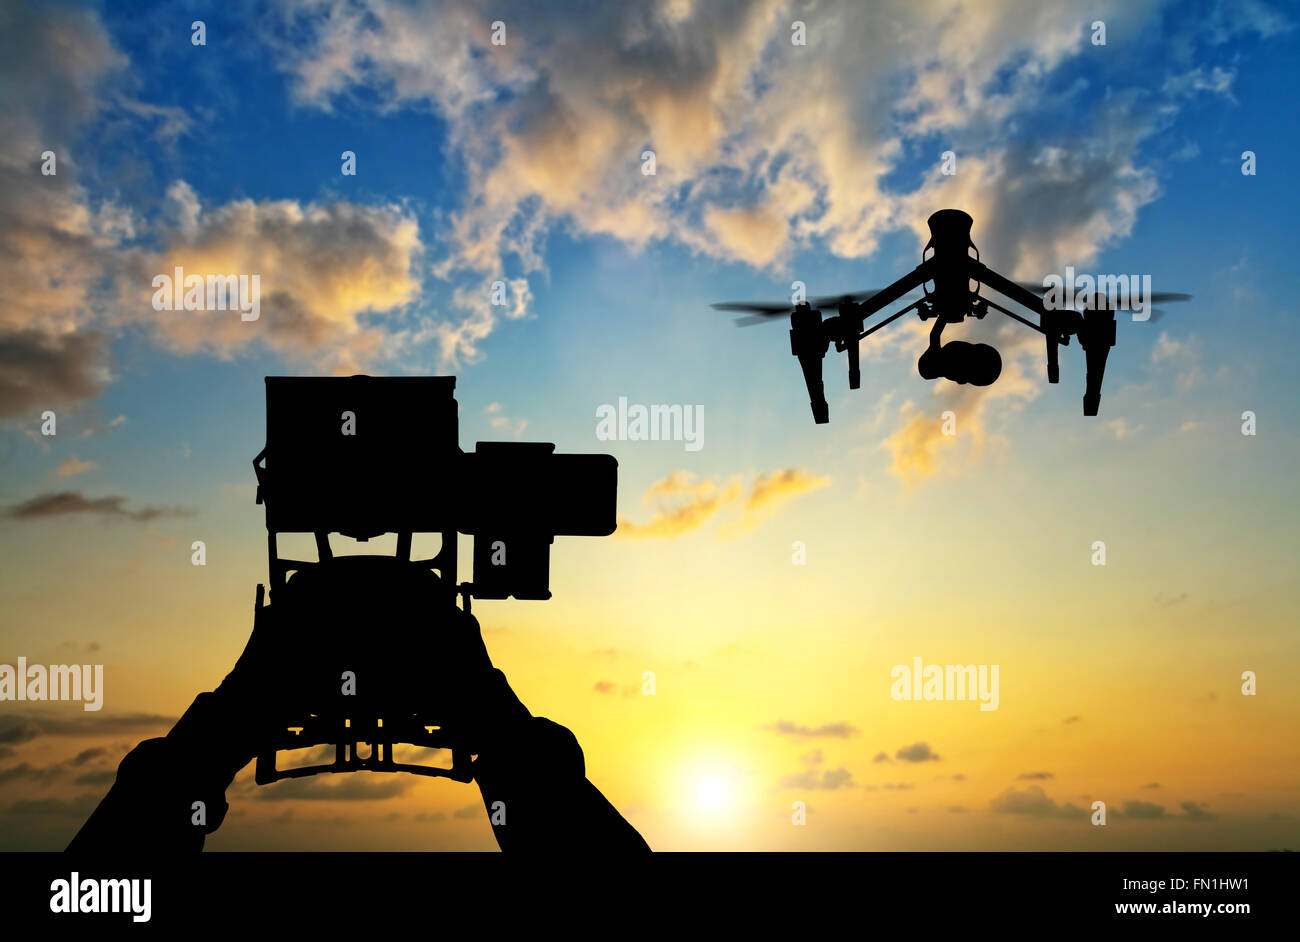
xmin=710 ymin=289 xmax=894 ymax=326
xmin=729 ymin=314 xmax=778 ymax=328
xmin=1014 ymin=282 xmax=1193 ymax=305
xmin=709 ymin=300 xmax=798 ymax=314
xmin=808 ymin=288 xmax=887 ymax=308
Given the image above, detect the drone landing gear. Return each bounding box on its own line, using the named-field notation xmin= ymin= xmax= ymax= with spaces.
xmin=1079 ymin=307 xmax=1117 ymax=416
xmin=790 ymin=302 xmax=830 ymax=423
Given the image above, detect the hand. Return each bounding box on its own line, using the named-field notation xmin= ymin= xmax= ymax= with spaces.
xmin=211 ymin=558 xmax=530 ymax=758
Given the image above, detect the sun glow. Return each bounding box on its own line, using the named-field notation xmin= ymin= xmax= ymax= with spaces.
xmin=695 ymin=776 xmax=731 ymax=811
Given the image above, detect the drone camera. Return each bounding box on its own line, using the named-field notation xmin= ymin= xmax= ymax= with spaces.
xmin=918 ymin=341 xmax=1002 ymax=387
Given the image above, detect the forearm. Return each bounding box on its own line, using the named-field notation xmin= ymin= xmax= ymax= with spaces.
xmin=66 ymin=692 xmax=250 ymax=853
xmin=472 ymin=713 xmax=650 ymax=853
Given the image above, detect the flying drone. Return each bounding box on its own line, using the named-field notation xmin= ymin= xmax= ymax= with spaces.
xmin=711 ymin=209 xmax=1191 ymax=423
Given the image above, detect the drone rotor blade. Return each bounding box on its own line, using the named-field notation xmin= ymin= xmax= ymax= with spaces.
xmin=732 ymin=314 xmax=784 ymax=327
xmin=1073 ymin=291 xmax=1193 ymax=312
xmin=1014 ymin=282 xmax=1193 ymax=304
xmin=807 ymin=288 xmax=884 ymax=308
xmin=710 ymin=300 xmax=794 ymax=314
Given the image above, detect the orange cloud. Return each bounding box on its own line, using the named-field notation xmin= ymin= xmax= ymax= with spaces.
xmin=616 ymin=472 xmax=740 ymax=538
xmin=617 ymin=468 xmax=828 ymax=539
xmin=54 ymin=457 xmax=97 ymax=478
xmin=881 ymin=319 xmax=1043 ymax=488
xmin=129 ymin=183 xmax=423 ymax=374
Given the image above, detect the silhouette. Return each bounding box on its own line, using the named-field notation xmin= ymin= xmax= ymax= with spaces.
xmin=68 ymin=375 xmax=649 ymax=852
xmin=711 ymin=209 xmax=1192 ymax=423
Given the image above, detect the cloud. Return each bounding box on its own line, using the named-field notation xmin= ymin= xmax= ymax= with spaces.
xmin=779 ymin=767 xmax=855 ymax=790
xmin=2 ymin=491 xmax=193 ymax=522
xmin=894 ymin=742 xmax=940 ymax=763
xmin=129 ymin=184 xmax=424 ymax=374
xmin=72 ymin=769 xmax=116 ymax=786
xmin=1163 ymin=65 xmax=1236 ymax=102
xmin=618 ymin=468 xmax=827 ymax=538
xmin=1110 ymin=799 xmax=1219 ymax=822
xmin=1116 ymin=800 xmax=1166 ymax=819
xmin=6 ymin=793 xmax=101 ymax=819
xmin=1017 ymin=772 xmax=1054 ymax=780
xmin=763 ymin=720 xmax=859 ymax=740
xmin=1180 ymin=801 xmax=1218 ymax=821
xmin=617 ymin=472 xmax=740 ymax=538
xmin=453 ymin=803 xmax=482 ymax=820
xmin=0 ymin=331 xmax=110 ymax=421
xmin=0 ymin=2 xmax=134 ymax=419
xmin=593 ymin=681 xmax=616 ymax=695
xmin=69 ymin=748 xmax=105 ymax=769
xmin=1148 ymin=331 xmax=1203 ymax=392
xmin=720 ymin=469 xmax=831 ymax=537
xmin=54 ymin=457 xmax=98 ymax=478
xmin=0 ymin=2 xmax=429 ymax=423
xmin=484 ymin=402 xmax=527 ymax=437
xmin=1106 ymin=418 xmax=1144 ymax=441
xmin=0 ymin=712 xmax=172 ymax=743
xmin=256 ymin=774 xmax=414 ymax=802
xmin=0 ymin=762 xmax=64 ymax=785
xmin=989 ymin=785 xmax=1084 ymax=818
xmin=2 ymin=0 xmax=1228 ymax=433
xmin=273 ymin=0 xmax=1177 ymax=367
xmin=704 ymin=204 xmax=790 ymax=267
xmin=880 ymin=318 xmax=1044 ymax=487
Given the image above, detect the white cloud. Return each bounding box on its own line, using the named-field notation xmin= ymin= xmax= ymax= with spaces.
xmin=278 ymin=0 xmax=1174 ymax=365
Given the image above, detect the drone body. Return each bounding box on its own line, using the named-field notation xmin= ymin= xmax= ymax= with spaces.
xmin=712 ymin=209 xmax=1190 ymax=424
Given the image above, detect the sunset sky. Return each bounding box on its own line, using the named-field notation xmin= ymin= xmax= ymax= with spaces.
xmin=1 ymin=0 xmax=1297 ymax=851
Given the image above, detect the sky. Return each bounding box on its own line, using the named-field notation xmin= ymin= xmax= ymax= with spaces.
xmin=1 ymin=0 xmax=1298 ymax=851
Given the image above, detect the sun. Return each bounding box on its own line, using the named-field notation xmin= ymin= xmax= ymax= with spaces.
xmin=685 ymin=763 xmax=747 ymax=825
xmin=695 ymin=776 xmax=731 ymax=811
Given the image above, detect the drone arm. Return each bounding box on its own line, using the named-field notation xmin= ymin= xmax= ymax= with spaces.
xmin=854 ymin=299 xmax=922 ymax=342
xmin=968 ymin=261 xmax=1054 ymax=322
xmin=854 ymin=260 xmax=935 ymax=321
xmin=980 ymin=296 xmax=1045 ymax=335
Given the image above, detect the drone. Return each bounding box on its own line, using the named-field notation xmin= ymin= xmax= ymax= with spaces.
xmin=711 ymin=209 xmax=1191 ymax=423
